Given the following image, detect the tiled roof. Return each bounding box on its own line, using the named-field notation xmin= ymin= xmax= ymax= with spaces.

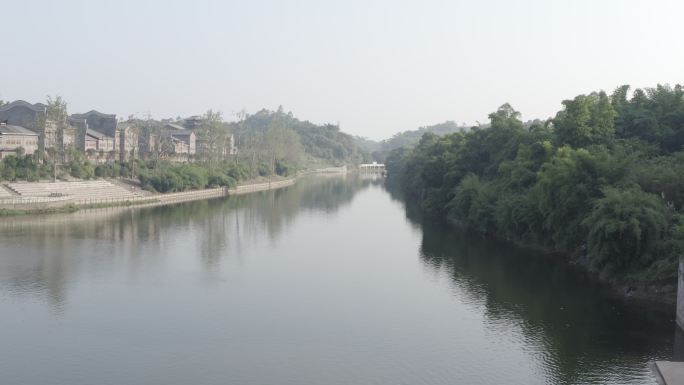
xmin=86 ymin=129 xmax=112 ymax=140
xmin=68 ymin=117 xmax=87 ymax=124
xmin=0 ymin=100 xmax=46 ymax=113
xmin=72 ymin=110 xmax=116 ymax=119
xmin=164 ymin=129 xmax=194 ymax=137
xmin=0 ymin=124 xmax=39 ymax=135
xmin=165 ymin=123 xmax=186 ymax=131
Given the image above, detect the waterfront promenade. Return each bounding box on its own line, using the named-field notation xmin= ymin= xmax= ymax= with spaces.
xmin=0 ymin=178 xmax=296 ymax=213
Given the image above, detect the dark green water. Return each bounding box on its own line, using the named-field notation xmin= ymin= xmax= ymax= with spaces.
xmin=0 ymin=176 xmax=680 ymax=385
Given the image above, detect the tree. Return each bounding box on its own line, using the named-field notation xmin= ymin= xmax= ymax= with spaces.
xmin=199 ymin=110 xmax=230 ymax=164
xmin=613 ymin=84 xmax=684 ymax=152
xmin=489 ymin=103 xmax=523 ymax=131
xmin=553 ymin=92 xmax=616 ymax=147
xmin=46 ymin=95 xmax=69 ymax=152
xmin=583 ymin=187 xmax=668 ymax=274
xmin=387 ymin=83 xmax=684 ymax=285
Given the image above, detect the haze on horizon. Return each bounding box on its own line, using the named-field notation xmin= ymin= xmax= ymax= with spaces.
xmin=1 ymin=0 xmax=682 ymax=141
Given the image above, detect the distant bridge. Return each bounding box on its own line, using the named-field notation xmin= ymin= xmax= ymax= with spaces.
xmin=359 ymin=162 xmax=386 ymax=175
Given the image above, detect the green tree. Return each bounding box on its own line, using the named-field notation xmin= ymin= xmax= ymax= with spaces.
xmin=553 ymin=92 xmax=616 ymax=147
xmin=583 ymin=187 xmax=668 ymax=274
xmin=199 ymin=110 xmax=230 ymax=164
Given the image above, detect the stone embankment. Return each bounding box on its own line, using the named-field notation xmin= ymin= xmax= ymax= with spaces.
xmin=0 ymin=178 xmax=296 ymax=213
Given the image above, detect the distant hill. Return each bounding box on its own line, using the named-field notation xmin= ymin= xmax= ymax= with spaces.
xmin=355 ymin=121 xmax=468 ymax=161
xmin=381 ymin=121 xmax=467 ymax=151
xmin=234 ymin=108 xmax=369 ymax=167
xmin=352 ymin=136 xmax=382 ymax=153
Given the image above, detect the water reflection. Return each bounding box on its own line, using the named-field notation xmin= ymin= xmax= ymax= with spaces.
xmin=0 ymin=175 xmax=379 ymax=309
xmin=0 ymin=176 xmax=678 ymax=385
xmin=392 ymin=188 xmax=679 ymax=384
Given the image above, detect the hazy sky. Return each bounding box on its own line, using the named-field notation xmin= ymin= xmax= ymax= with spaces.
xmin=2 ymin=0 xmax=682 ymax=140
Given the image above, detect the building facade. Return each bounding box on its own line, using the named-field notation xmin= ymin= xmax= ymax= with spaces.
xmin=0 ymin=123 xmax=40 ymax=159
xmin=162 ymin=124 xmax=197 ymax=157
xmin=117 ymin=123 xmax=139 ymax=161
xmin=71 ymin=111 xmax=140 ymax=162
xmin=0 ymin=101 xmax=243 ymax=164
xmin=0 ymin=100 xmax=50 ymax=153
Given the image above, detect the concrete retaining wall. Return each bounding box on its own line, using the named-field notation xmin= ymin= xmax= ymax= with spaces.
xmin=157 ymin=187 xmax=228 ymax=204
xmin=228 ymin=179 xmax=296 ymax=195
xmin=0 ymin=178 xmax=297 ymax=213
xmin=148 ymin=179 xmax=296 ymax=204
xmin=0 ymin=196 xmax=74 ymax=210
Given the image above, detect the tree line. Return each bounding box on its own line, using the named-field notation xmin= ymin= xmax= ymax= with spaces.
xmin=385 ymin=84 xmax=684 ymax=287
xmin=355 ymin=121 xmax=468 ymax=162
xmin=0 ymin=98 xmax=370 ymax=192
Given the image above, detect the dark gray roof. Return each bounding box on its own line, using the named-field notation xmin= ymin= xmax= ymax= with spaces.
xmin=72 ymin=110 xmax=116 ymax=119
xmin=67 ymin=117 xmax=88 ymax=128
xmin=161 ymin=129 xmax=194 ymax=144
xmin=0 ymin=124 xmax=39 ymax=135
xmin=164 ymin=129 xmax=194 ymax=137
xmin=165 ymin=123 xmax=186 ymax=130
xmin=68 ymin=117 xmax=87 ymax=124
xmin=0 ymin=100 xmax=46 ymax=113
xmin=86 ymin=129 xmax=112 ymax=140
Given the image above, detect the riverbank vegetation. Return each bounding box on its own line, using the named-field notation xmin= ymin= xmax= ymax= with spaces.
xmin=0 ymin=106 xmax=369 ymax=192
xmin=233 ymin=107 xmax=368 ymax=168
xmin=386 ymin=84 xmax=684 ymax=289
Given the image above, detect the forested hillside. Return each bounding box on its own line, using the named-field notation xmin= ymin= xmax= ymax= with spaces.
xmin=356 ymin=121 xmax=466 ymax=161
xmin=386 ymin=84 xmax=684 ymax=289
xmin=235 ymin=107 xmax=368 ymax=169
xmin=382 ymin=121 xmax=466 ymax=151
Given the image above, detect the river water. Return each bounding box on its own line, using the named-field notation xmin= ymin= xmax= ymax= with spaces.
xmin=0 ymin=176 xmax=680 ymax=385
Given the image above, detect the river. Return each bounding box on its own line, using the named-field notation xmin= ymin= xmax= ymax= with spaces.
xmin=0 ymin=175 xmax=680 ymax=385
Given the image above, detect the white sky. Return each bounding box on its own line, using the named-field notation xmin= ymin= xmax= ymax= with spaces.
xmin=1 ymin=0 xmax=682 ymax=140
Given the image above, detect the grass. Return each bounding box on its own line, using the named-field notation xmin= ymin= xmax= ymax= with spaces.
xmin=0 ymin=204 xmax=79 ymax=217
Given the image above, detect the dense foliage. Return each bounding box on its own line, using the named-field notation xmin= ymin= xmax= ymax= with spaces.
xmin=0 ymin=153 xmax=247 ymax=194
xmin=386 ymin=84 xmax=684 ymax=285
xmin=235 ymin=107 xmax=368 ymax=168
xmin=137 ymin=161 xmax=244 ymax=193
xmin=0 ymin=152 xmax=52 ymax=181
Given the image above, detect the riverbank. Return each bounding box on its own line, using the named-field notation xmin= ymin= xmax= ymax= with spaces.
xmin=0 ymin=177 xmax=297 ymax=216
xmin=2 ymin=172 xmax=673 ymax=385
xmin=442 ymin=216 xmax=678 ymax=307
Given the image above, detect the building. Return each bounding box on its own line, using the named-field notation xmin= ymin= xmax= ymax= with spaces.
xmin=0 ymin=102 xmax=243 ymax=163
xmin=158 ymin=119 xmax=237 ymax=160
xmin=0 ymin=123 xmax=39 ymax=159
xmin=0 ymin=101 xmax=89 ymax=157
xmin=0 ymin=101 xmax=45 ymax=130
xmin=0 ymin=100 xmax=53 ymax=152
xmin=162 ymin=124 xmax=196 ymax=157
xmin=165 ymin=131 xmax=196 ymax=155
xmin=60 ymin=124 xmax=78 ymax=152
xmin=181 ymin=116 xmax=202 ymax=130
xmin=67 ymin=117 xmax=88 ymax=150
xmin=70 ymin=110 xmax=117 ymax=137
xmin=71 ymin=111 xmax=140 ymax=162
xmin=117 ymin=122 xmax=139 ymax=161
xmin=85 ymin=129 xmax=115 ymax=152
